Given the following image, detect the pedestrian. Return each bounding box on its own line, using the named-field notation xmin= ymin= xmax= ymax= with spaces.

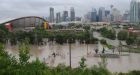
xmin=95 ymin=49 xmax=99 ymax=54
xmin=102 ymin=47 xmax=105 ymax=54
xmin=52 ymin=52 xmax=56 ymax=58
xmin=112 ymin=47 xmax=115 ymax=53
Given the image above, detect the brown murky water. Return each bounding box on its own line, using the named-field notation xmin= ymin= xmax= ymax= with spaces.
xmin=5 ymin=43 xmax=140 ymax=72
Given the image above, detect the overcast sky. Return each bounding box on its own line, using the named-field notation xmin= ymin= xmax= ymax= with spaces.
xmin=0 ymin=0 xmax=132 ymax=23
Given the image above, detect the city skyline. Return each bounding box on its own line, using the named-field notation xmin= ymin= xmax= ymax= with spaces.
xmin=0 ymin=0 xmax=132 ymax=23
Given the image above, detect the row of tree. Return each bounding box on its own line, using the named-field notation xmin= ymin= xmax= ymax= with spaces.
xmin=0 ymin=25 xmax=98 ymax=45
xmin=52 ymin=23 xmax=83 ymax=29
xmin=97 ymin=27 xmax=116 ymax=40
xmin=98 ymin=27 xmax=140 ymax=46
xmin=117 ymin=30 xmax=140 ymax=46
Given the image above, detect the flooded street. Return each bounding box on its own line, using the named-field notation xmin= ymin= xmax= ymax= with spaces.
xmin=5 ymin=42 xmax=140 ymax=73
xmin=93 ymin=31 xmax=120 ymax=47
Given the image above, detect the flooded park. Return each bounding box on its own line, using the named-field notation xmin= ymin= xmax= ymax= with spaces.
xmin=5 ymin=41 xmax=140 ymax=73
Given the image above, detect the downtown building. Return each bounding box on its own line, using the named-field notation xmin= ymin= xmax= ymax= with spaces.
xmin=62 ymin=11 xmax=69 ymax=22
xmin=91 ymin=8 xmax=97 ymax=22
xmin=98 ymin=7 xmax=105 ymax=22
xmin=130 ymin=0 xmax=139 ymax=23
xmin=138 ymin=2 xmax=140 ymax=21
xmin=70 ymin=7 xmax=75 ymax=21
xmin=84 ymin=12 xmax=92 ymax=23
xmin=112 ymin=8 xmax=122 ymax=22
xmin=56 ymin=12 xmax=61 ymax=23
xmin=49 ymin=7 xmax=55 ymax=23
xmin=123 ymin=11 xmax=130 ymax=22
xmin=104 ymin=10 xmax=111 ymax=22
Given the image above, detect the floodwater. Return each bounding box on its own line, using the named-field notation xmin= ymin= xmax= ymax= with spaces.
xmin=5 ymin=42 xmax=140 ymax=73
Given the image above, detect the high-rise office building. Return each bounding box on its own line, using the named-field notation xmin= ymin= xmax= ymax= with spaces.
xmin=49 ymin=7 xmax=55 ymax=23
xmin=84 ymin=12 xmax=91 ymax=23
xmin=75 ymin=17 xmax=81 ymax=21
xmin=56 ymin=12 xmax=61 ymax=23
xmin=63 ymin=11 xmax=69 ymax=22
xmin=98 ymin=7 xmax=105 ymax=22
xmin=112 ymin=8 xmax=122 ymax=22
xmin=123 ymin=11 xmax=130 ymax=22
xmin=105 ymin=10 xmax=110 ymax=17
xmin=70 ymin=7 xmax=75 ymax=21
xmin=96 ymin=15 xmax=99 ymax=22
xmin=130 ymin=0 xmax=139 ymax=23
xmin=91 ymin=8 xmax=97 ymax=22
xmin=104 ymin=10 xmax=111 ymax=22
xmin=138 ymin=2 xmax=140 ymax=20
xmin=110 ymin=5 xmax=114 ymax=22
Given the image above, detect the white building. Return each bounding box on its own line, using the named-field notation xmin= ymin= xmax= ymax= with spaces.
xmin=112 ymin=8 xmax=122 ymax=22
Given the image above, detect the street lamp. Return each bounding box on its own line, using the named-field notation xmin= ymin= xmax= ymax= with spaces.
xmin=68 ymin=38 xmax=73 ymax=68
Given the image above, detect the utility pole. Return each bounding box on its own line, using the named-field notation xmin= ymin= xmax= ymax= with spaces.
xmin=129 ymin=45 xmax=131 ymax=53
xmin=69 ymin=39 xmax=72 ymax=68
xmin=119 ymin=41 xmax=122 ymax=54
xmin=87 ymin=44 xmax=88 ymax=56
xmin=35 ymin=32 xmax=37 ymax=45
xmin=69 ymin=43 xmax=71 ymax=68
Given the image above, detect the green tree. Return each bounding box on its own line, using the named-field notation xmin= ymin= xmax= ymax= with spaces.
xmin=0 ymin=43 xmax=17 ymax=75
xmin=83 ymin=26 xmax=90 ymax=31
xmin=79 ymin=57 xmax=87 ymax=69
xmin=126 ymin=37 xmax=135 ymax=45
xmin=55 ymin=33 xmax=65 ymax=44
xmin=100 ymin=39 xmax=107 ymax=45
xmin=117 ymin=31 xmax=128 ymax=40
xmin=129 ymin=32 xmax=137 ymax=39
xmin=99 ymin=27 xmax=116 ymax=40
xmin=18 ymin=39 xmax=30 ymax=65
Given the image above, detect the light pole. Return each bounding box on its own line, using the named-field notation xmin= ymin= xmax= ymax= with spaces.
xmin=119 ymin=41 xmax=122 ymax=54
xmin=69 ymin=38 xmax=72 ymax=68
xmin=87 ymin=43 xmax=88 ymax=56
xmin=69 ymin=42 xmax=71 ymax=68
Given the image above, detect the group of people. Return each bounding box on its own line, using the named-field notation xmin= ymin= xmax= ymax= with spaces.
xmin=94 ymin=47 xmax=116 ymax=54
xmin=95 ymin=47 xmax=105 ymax=54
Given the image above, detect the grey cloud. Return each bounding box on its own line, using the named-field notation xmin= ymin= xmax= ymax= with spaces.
xmin=0 ymin=0 xmax=131 ymax=23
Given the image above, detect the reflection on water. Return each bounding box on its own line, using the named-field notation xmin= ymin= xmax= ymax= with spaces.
xmin=5 ymin=42 xmax=140 ymax=72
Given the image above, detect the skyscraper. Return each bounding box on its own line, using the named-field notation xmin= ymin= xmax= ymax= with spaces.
xmin=130 ymin=0 xmax=139 ymax=23
xmin=75 ymin=17 xmax=81 ymax=21
xmin=91 ymin=8 xmax=97 ymax=22
xmin=84 ymin=12 xmax=91 ymax=23
xmin=98 ymin=7 xmax=105 ymax=22
xmin=105 ymin=10 xmax=110 ymax=17
xmin=112 ymin=8 xmax=122 ymax=22
xmin=56 ymin=12 xmax=61 ymax=23
xmin=123 ymin=11 xmax=130 ymax=22
xmin=138 ymin=2 xmax=140 ymax=20
xmin=70 ymin=7 xmax=75 ymax=21
xmin=49 ymin=7 xmax=55 ymax=23
xmin=63 ymin=11 xmax=69 ymax=22
xmin=110 ymin=5 xmax=114 ymax=21
xmin=104 ymin=10 xmax=110 ymax=22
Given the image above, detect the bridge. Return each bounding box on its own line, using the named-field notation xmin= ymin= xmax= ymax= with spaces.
xmin=0 ymin=16 xmax=50 ymax=31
